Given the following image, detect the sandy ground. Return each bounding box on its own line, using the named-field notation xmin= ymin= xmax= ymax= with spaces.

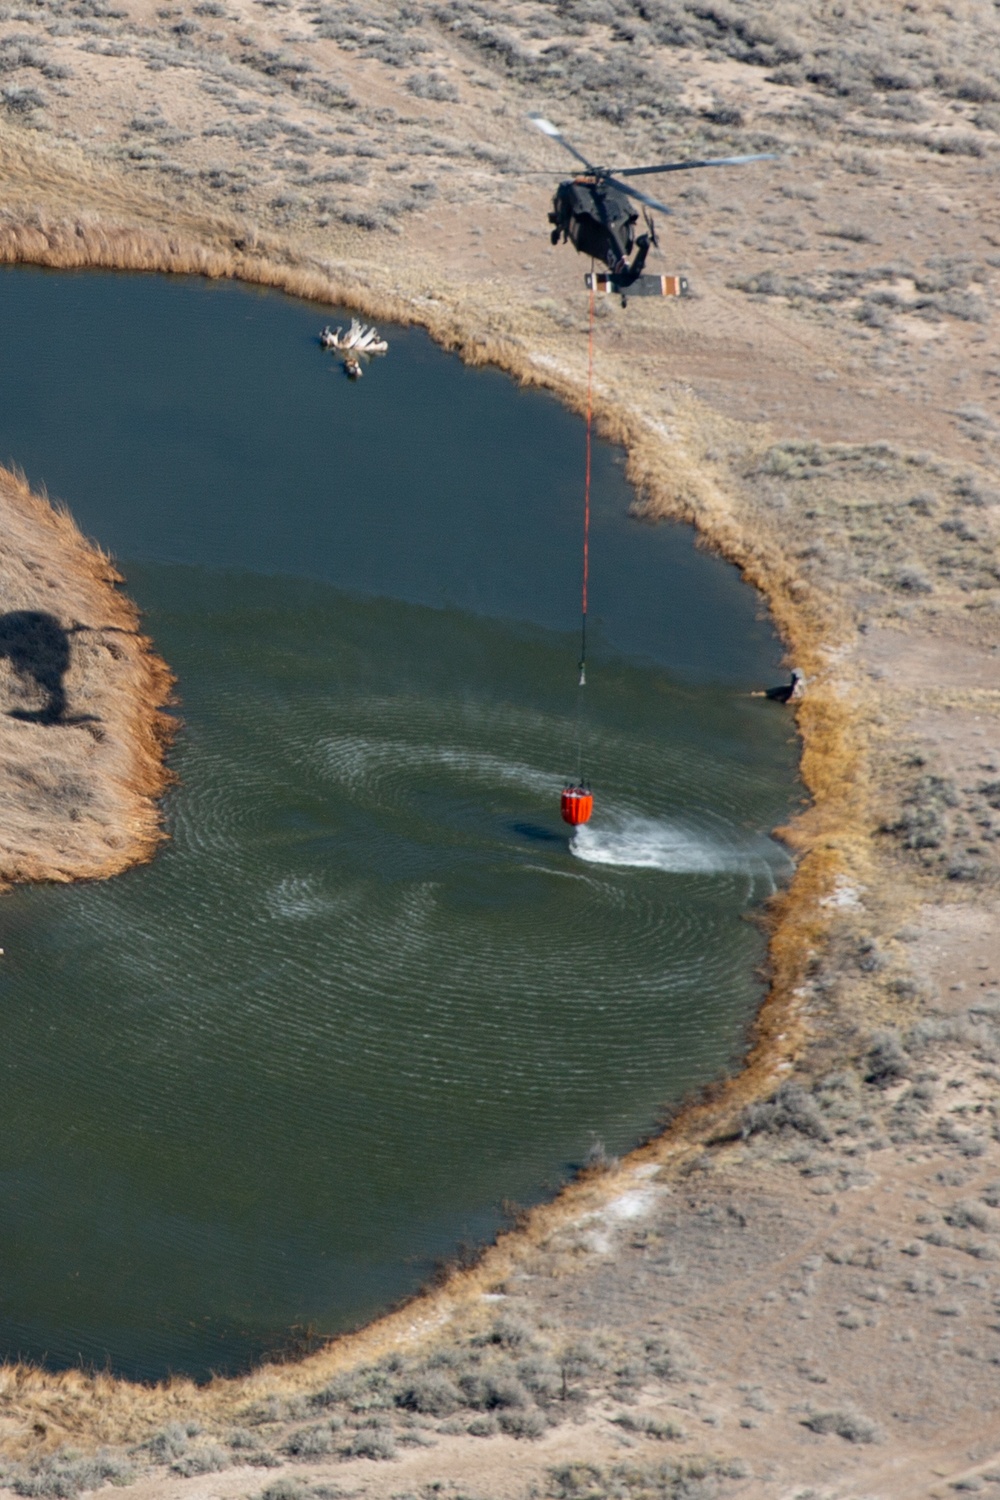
xmin=1 ymin=0 xmax=1000 ymax=1494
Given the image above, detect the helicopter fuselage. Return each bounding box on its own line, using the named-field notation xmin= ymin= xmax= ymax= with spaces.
xmin=532 ymin=112 xmax=776 ymax=304
xmin=548 ymin=177 xmax=644 ymax=275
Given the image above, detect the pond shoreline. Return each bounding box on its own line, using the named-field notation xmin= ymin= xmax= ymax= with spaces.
xmin=0 ymin=224 xmax=841 ymax=1406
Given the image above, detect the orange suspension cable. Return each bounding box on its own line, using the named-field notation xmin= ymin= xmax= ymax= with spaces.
xmin=579 ymin=269 xmax=594 ymax=690
xmin=571 ymin=270 xmax=596 ymax=791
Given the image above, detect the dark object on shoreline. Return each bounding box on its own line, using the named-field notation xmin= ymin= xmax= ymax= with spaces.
xmin=763 ymin=669 xmax=805 ymax=704
xmin=529 ymin=113 xmax=775 ymax=304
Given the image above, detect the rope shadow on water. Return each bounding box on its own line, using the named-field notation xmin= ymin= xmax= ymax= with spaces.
xmin=509 ymin=821 xmax=567 ymax=845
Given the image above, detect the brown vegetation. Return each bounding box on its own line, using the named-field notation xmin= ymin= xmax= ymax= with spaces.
xmin=0 ymin=465 xmax=174 ymax=886
xmin=0 ymin=0 xmax=999 ymax=1492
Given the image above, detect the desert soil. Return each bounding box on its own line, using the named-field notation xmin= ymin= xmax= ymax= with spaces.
xmin=2 ymin=0 xmax=1000 ymax=1495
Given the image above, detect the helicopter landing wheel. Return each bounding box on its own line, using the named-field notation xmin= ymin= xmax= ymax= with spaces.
xmin=621 ymin=294 xmax=628 ymax=308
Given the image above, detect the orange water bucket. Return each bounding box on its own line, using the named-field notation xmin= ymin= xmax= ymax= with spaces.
xmin=561 ymin=785 xmax=593 ymax=826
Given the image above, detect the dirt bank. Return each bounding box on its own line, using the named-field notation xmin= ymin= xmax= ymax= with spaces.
xmin=0 ymin=0 xmax=999 ymax=1493
xmin=0 ymin=465 xmax=174 ymax=887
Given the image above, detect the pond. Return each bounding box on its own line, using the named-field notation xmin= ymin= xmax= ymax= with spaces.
xmin=0 ymin=268 xmax=798 ymax=1381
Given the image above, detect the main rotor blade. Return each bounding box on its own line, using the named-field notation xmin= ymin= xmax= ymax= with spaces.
xmin=614 ymin=152 xmax=778 ymax=178
xmin=605 ymin=176 xmax=673 ymax=215
xmin=527 ymin=114 xmax=597 ymax=172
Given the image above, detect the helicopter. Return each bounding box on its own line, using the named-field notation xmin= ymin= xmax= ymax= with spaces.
xmin=528 ymin=115 xmax=776 ymax=304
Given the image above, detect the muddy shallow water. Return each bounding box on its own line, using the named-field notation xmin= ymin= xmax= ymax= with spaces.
xmin=0 ymin=268 xmax=798 ymax=1380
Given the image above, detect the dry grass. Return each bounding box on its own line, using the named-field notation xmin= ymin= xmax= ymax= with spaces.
xmin=0 ymin=463 xmax=174 ymax=886
xmin=0 ymin=0 xmax=997 ymax=1489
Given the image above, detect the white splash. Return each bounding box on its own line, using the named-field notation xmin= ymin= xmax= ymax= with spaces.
xmin=819 ymin=876 xmax=865 ymax=910
xmin=605 ymin=1188 xmax=658 ymax=1221
xmin=570 ymin=814 xmax=791 ymax=882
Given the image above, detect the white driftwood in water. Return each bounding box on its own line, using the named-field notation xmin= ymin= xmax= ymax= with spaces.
xmin=319 ymin=318 xmax=388 ymax=354
xmin=353 ymin=325 xmax=388 ymax=353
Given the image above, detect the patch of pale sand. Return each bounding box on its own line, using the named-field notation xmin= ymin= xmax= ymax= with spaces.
xmin=902 ymin=899 xmax=1000 ymax=1013
xmin=567 ymin=1186 xmax=667 ymax=1255
xmin=853 ymin=631 xmax=1000 ymax=945
xmin=904 ymin=705 xmax=1000 ymax=783
xmin=859 ymin=626 xmax=1000 ymax=695
xmin=602 ymin=1187 xmax=661 ymax=1222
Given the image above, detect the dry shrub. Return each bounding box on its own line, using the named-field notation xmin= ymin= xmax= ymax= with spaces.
xmin=802 ymin=1405 xmax=880 ymax=1442
xmin=864 ymin=1031 xmax=909 ymax=1088
xmin=281 ymin=1425 xmax=335 ymax=1460
xmin=480 ymin=1313 xmax=534 ymax=1350
xmin=613 ymin=1412 xmax=685 ymax=1440
xmin=3 ymin=1452 xmax=136 ymax=1498
xmin=548 ymin=1453 xmax=749 ymax=1498
xmin=497 ymin=1407 xmax=547 ymax=1439
xmin=171 ymin=1444 xmax=229 ymax=1476
xmin=344 ymin=1426 xmax=395 ymax=1460
xmin=394 ymin=1374 xmax=462 ymax=1417
xmin=259 ymin=1481 xmax=309 ymax=1500
xmin=742 ymin=1082 xmax=831 ymax=1141
xmin=582 ymin=1135 xmax=621 ymax=1176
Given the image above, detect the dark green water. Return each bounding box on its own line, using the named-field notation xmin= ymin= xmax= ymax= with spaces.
xmin=0 ymin=269 xmax=797 ymax=1382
